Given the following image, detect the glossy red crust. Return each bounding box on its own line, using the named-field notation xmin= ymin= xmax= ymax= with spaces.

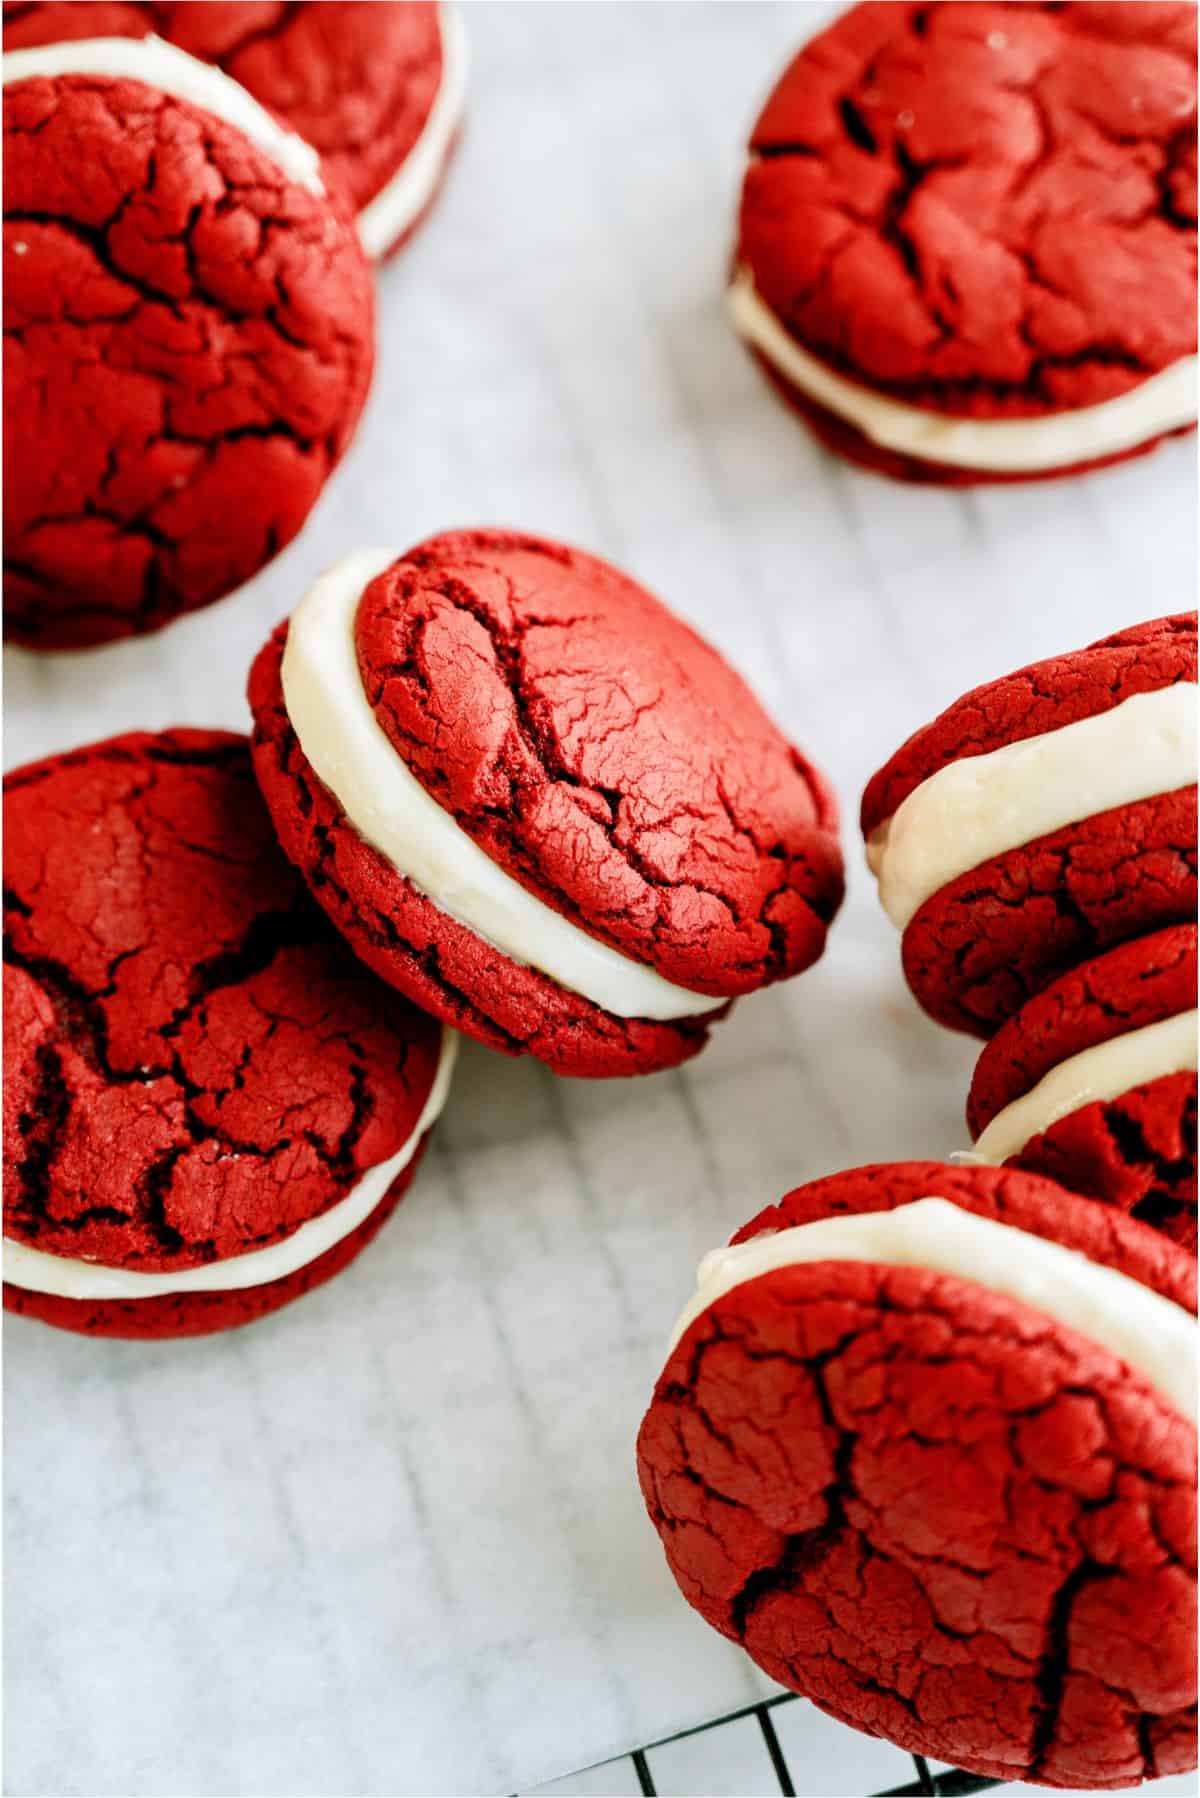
xmin=3 ymin=68 xmax=374 ymax=648
xmin=3 ymin=731 xmax=442 ymax=1336
xmin=900 ymin=788 xmax=1198 ymax=1036
xmin=738 ymin=3 xmax=1197 ymax=428
xmin=638 ymin=1163 xmax=1197 ymax=1788
xmin=1 ymin=1 xmax=447 ymax=231
xmin=249 ymin=625 xmax=725 ymax=1078
xmin=752 ymin=350 xmax=1193 ymax=485
xmin=861 ymin=614 xmax=1197 ymax=838
xmin=353 ymin=531 xmax=844 ymax=998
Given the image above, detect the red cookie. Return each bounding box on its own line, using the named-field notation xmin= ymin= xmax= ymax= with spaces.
xmin=3 ymin=37 xmax=375 ymax=649
xmin=732 ymin=3 xmax=1198 ymax=483
xmin=1 ymin=3 xmax=465 ymax=259
xmin=968 ymin=926 xmax=1197 ymax=1250
xmin=861 ymin=614 xmax=1198 ymax=1035
xmin=3 ymin=730 xmax=452 ymax=1339
xmin=638 ymin=1161 xmax=1197 ymax=1789
xmin=247 ymin=533 xmax=844 ymax=1078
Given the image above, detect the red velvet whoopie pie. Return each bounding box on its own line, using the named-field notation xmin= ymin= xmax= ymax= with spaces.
xmin=639 ymin=1159 xmax=1197 ymax=1788
xmin=4 ymin=730 xmax=453 ymax=1338
xmin=4 ymin=33 xmax=375 ymax=647
xmin=248 ymin=531 xmax=845 ymax=1078
xmin=731 ymin=2 xmax=1197 ymax=483
xmin=862 ymin=614 xmax=1197 ymax=1036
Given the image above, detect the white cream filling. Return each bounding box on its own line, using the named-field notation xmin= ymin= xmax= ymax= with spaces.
xmin=668 ymin=1196 xmax=1195 ymax=1418
xmin=867 ymin=682 xmax=1198 ymax=930
xmin=3 ymin=1030 xmax=457 ymax=1301
xmin=2 ymin=37 xmax=324 ymax=194
xmin=280 ymin=551 xmax=722 ymax=1024
xmin=974 ymin=1008 xmax=1200 ymax=1165
xmin=355 ymin=4 xmax=467 ymax=260
xmin=728 ymin=268 xmax=1198 ymax=473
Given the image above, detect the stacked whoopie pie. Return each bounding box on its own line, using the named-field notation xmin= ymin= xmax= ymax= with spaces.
xmin=863 ymin=613 xmax=1198 ymax=1244
xmin=2 ymin=4 xmax=465 ymax=647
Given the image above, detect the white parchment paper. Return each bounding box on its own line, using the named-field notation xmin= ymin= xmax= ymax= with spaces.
xmin=5 ymin=6 xmax=1195 ymax=1795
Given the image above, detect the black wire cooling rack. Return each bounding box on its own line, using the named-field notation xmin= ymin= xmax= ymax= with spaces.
xmin=626 ymin=1695 xmax=1002 ymax=1797
xmin=535 ymin=1691 xmax=1005 ymax=1797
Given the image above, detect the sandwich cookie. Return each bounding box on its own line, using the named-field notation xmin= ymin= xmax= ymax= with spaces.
xmin=4 ymin=730 xmax=453 ymax=1339
xmin=1 ymin=3 xmax=467 ymax=259
xmin=4 ymin=35 xmax=375 ymax=648
xmin=862 ymin=614 xmax=1198 ymax=1035
xmin=639 ymin=1160 xmax=1198 ymax=1789
xmin=732 ymin=3 xmax=1197 ymax=483
xmin=967 ymin=926 xmax=1197 ymax=1251
xmin=248 ymin=532 xmax=845 ymax=1077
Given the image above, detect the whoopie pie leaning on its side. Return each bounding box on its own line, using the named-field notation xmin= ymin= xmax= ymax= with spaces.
xmin=248 ymin=530 xmax=845 ymax=1077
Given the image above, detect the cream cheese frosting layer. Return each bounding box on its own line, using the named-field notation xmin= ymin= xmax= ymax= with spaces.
xmin=866 ymin=682 xmax=1198 ymax=930
xmin=668 ymin=1195 xmax=1195 ymax=1418
xmin=2 ymin=37 xmax=324 ymax=194
xmin=728 ymin=269 xmax=1199 ymax=473
xmin=974 ymin=1008 xmax=1200 ymax=1165
xmin=3 ymin=1030 xmax=457 ymax=1301
xmin=280 ymin=551 xmax=722 ymax=1024
xmin=355 ymin=4 xmax=467 ymax=259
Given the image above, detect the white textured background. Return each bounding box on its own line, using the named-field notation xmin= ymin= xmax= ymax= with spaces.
xmin=4 ymin=6 xmax=1196 ymax=1796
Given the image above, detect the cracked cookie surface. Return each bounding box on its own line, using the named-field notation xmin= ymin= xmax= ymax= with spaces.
xmin=2 ymin=2 xmax=447 ymax=235
xmin=3 ymin=730 xmax=442 ymax=1337
xmin=3 ymin=63 xmax=374 ymax=648
xmin=969 ymin=928 xmax=1197 ymax=1247
xmin=638 ymin=1162 xmax=1197 ymax=1788
xmin=736 ymin=2 xmax=1197 ymax=479
xmin=248 ymin=531 xmax=844 ymax=1077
